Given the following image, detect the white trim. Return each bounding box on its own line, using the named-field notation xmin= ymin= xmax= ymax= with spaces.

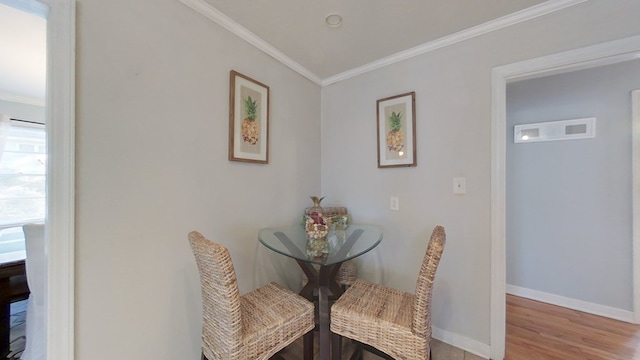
xmin=491 ymin=35 xmax=640 ymax=360
xmin=506 ymin=285 xmax=636 ymax=323
xmin=322 ymin=0 xmax=587 ymax=86
xmin=45 ymin=0 xmax=75 ymax=359
xmin=633 ymin=89 xmax=640 ymax=323
xmin=495 ymin=37 xmax=640 ymax=84
xmin=507 ymin=51 xmax=640 ymax=83
xmin=177 ymin=0 xmax=586 ymax=87
xmin=490 ymin=66 xmax=507 ymax=360
xmin=432 ymin=326 xmax=491 ymax=360
xmin=177 ymin=0 xmax=322 ymax=85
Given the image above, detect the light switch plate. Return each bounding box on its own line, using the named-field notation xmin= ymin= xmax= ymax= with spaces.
xmin=390 ymin=196 xmax=399 ymax=210
xmin=453 ymin=178 xmax=466 ymax=194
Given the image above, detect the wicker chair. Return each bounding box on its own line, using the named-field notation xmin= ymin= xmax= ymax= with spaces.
xmin=188 ymin=231 xmax=315 ymax=360
xmin=330 ymin=225 xmax=446 ymax=360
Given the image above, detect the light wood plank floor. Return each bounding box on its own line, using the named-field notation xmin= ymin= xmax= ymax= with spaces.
xmin=506 ymin=294 xmax=640 ymax=360
xmin=281 ymin=294 xmax=640 ymax=360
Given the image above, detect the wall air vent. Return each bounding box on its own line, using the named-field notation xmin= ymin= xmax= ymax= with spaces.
xmin=514 ymin=117 xmax=596 ymax=143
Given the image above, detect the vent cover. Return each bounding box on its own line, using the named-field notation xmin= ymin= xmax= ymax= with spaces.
xmin=514 ymin=117 xmax=596 ymax=143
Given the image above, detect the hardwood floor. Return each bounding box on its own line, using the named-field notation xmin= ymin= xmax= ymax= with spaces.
xmin=282 ymin=294 xmax=640 ymax=360
xmin=506 ymin=294 xmax=640 ymax=360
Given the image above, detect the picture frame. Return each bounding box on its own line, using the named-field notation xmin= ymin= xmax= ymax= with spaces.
xmin=229 ymin=70 xmax=270 ymax=163
xmin=376 ymin=91 xmax=416 ymax=168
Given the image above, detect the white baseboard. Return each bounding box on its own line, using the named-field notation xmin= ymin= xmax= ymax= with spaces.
xmin=432 ymin=326 xmax=491 ymax=359
xmin=506 ymin=284 xmax=636 ymax=323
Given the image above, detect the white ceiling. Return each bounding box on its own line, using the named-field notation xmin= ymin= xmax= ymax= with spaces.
xmin=198 ymin=0 xmax=547 ymax=80
xmin=2 ymin=0 xmax=570 ymax=104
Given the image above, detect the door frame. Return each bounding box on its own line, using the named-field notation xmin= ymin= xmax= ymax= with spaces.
xmin=44 ymin=0 xmax=75 ymax=359
xmin=490 ymin=34 xmax=640 ymax=360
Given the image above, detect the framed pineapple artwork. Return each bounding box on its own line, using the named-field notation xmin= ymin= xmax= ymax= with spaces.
xmin=229 ymin=70 xmax=270 ymax=163
xmin=376 ymin=91 xmax=416 ymax=168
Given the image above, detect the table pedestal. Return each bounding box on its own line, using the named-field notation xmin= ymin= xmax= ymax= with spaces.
xmin=261 ymin=226 xmax=380 ymax=360
xmin=298 ymin=261 xmax=343 ymax=360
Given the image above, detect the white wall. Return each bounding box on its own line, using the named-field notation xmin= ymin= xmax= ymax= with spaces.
xmin=506 ymin=59 xmax=640 ymax=312
xmin=73 ymin=0 xmax=640 ymax=358
xmin=321 ymin=0 xmax=640 ymax=353
xmin=75 ymin=0 xmax=320 ymax=358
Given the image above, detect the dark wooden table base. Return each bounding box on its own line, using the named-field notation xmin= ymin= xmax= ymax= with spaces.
xmin=298 ymin=261 xmax=344 ymax=360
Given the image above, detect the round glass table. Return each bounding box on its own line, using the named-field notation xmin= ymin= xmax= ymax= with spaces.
xmin=259 ymin=225 xmax=382 ymax=360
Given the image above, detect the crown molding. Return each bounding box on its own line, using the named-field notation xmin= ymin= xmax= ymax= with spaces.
xmin=322 ymin=0 xmax=588 ymax=86
xmin=178 ymin=0 xmax=323 ymax=85
xmin=179 ymin=0 xmax=587 ymax=87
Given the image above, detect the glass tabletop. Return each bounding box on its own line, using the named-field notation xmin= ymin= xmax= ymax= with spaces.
xmin=259 ymin=224 xmax=382 ymax=265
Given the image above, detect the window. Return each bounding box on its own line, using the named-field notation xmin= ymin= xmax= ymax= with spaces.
xmin=0 ymin=119 xmax=46 ymax=255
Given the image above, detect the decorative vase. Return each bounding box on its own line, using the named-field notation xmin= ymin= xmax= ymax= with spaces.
xmin=307 ymin=195 xmax=325 ymax=215
xmin=306 ymin=236 xmax=329 ymax=260
xmin=305 ymin=196 xmax=329 ymax=259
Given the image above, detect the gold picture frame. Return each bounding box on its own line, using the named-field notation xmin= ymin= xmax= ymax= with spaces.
xmin=376 ymin=91 xmax=416 ymax=168
xmin=229 ymin=70 xmax=270 ymax=164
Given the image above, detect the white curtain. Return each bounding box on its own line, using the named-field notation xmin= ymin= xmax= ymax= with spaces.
xmin=21 ymin=223 xmax=47 ymax=360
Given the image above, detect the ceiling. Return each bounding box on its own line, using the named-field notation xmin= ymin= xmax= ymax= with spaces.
xmin=1 ymin=0 xmax=566 ymax=104
xmin=198 ymin=0 xmax=548 ymax=80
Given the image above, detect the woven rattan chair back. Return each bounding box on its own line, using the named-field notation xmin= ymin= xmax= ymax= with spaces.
xmin=188 ymin=231 xmax=242 ymax=358
xmin=412 ymin=225 xmax=446 ymax=338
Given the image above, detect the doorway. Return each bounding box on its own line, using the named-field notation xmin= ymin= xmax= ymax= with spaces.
xmin=0 ymin=0 xmax=76 ymax=359
xmin=490 ymin=35 xmax=640 ymax=360
xmin=506 ymin=59 xmax=640 ymax=320
xmin=0 ymin=2 xmax=47 ymax=359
